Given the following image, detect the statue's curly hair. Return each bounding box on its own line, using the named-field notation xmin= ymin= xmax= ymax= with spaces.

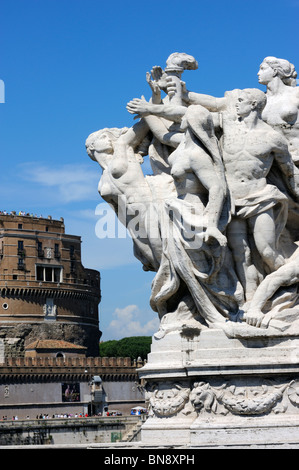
xmin=263 ymin=56 xmax=297 ymax=87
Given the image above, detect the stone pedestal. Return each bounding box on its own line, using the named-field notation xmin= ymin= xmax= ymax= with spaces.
xmin=138 ymin=327 xmax=299 ymax=448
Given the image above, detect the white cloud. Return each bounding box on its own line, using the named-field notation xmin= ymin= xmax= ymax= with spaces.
xmin=105 ymin=304 xmax=159 ymax=340
xmin=19 ymin=162 xmax=100 ymax=203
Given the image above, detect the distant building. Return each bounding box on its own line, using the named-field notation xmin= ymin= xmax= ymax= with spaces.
xmin=0 ymin=214 xmax=101 ymax=357
xmin=25 ymin=339 xmax=87 ymax=359
xmin=0 ymin=356 xmax=146 ymax=419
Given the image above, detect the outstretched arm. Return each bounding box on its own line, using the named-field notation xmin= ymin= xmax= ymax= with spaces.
xmin=127 ymin=97 xmax=187 ymax=123
xmin=166 ymin=79 xmax=228 ymax=112
xmin=185 ymin=92 xmax=227 ymax=112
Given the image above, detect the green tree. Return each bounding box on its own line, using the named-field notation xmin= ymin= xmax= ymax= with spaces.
xmin=99 ymin=339 xmax=118 ymax=358
xmin=99 ymin=336 xmax=152 ymax=360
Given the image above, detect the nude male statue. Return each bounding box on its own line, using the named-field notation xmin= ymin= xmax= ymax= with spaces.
xmin=222 ymin=89 xmax=298 ymax=298
xmin=127 ymin=88 xmax=299 ymax=301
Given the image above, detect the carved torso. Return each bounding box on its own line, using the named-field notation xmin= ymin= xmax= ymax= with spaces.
xmin=221 ymin=120 xmax=276 ymax=199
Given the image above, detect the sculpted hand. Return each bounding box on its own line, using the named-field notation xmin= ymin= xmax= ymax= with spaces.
xmin=204 ymin=227 xmax=227 ymax=247
xmin=244 ymin=309 xmax=264 ymax=328
xmin=150 ymin=66 xmax=169 ymax=92
xmin=166 ymin=76 xmax=177 ymax=97
xmin=126 ymin=97 xmax=150 ymax=117
xmin=180 ymin=80 xmax=187 ymax=94
xmin=146 ymin=71 xmax=161 ymax=97
xmin=180 ymin=81 xmax=189 ymax=103
xmin=165 ymin=78 xmax=188 ymax=98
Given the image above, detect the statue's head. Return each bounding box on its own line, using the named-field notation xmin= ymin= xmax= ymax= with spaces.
xmin=85 ymin=127 xmax=128 ymax=163
xmin=259 ymin=56 xmax=297 ymax=87
xmin=236 ymin=88 xmax=267 ymax=118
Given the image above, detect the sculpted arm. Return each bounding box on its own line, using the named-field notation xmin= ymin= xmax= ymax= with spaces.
xmin=127 ymin=98 xmax=187 ymax=123
xmin=143 ymin=115 xmax=183 ymax=148
xmin=252 ymin=263 xmax=299 ymax=309
xmin=166 ymin=78 xmax=228 ymax=112
xmin=190 ymin=152 xmax=227 ymax=246
xmin=185 ymin=92 xmax=228 ymax=112
xmin=110 ymin=120 xmax=149 ymax=178
xmin=127 ymin=97 xmax=223 ymax=132
xmin=272 ymin=133 xmax=299 ymax=198
xmin=245 ymin=261 xmax=299 ymax=327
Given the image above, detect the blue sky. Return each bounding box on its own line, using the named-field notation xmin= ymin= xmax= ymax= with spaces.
xmin=0 ymin=0 xmax=298 ymax=341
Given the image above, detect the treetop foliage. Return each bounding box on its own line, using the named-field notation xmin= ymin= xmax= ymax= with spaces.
xmin=99 ymin=336 xmax=152 ymax=360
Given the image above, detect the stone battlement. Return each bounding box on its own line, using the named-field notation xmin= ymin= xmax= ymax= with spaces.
xmin=1 ymin=356 xmax=144 ymax=368
xmin=0 ymin=356 xmax=146 ymax=384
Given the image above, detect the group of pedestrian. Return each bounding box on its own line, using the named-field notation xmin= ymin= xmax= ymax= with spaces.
xmin=1 ymin=413 xmax=87 ymax=421
xmin=37 ymin=413 xmax=86 ymax=419
xmin=0 ymin=210 xmax=43 ymax=218
xmin=1 ymin=415 xmax=19 ymax=420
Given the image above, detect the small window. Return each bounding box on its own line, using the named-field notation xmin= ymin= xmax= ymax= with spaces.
xmin=18 ymin=224 xmax=22 ymax=230
xmin=13 ymin=275 xmax=18 ymax=280
xmin=18 ymin=241 xmax=24 ymax=256
xmin=54 ymin=268 xmax=61 ymax=283
xmin=54 ymin=244 xmax=60 ymax=258
xmin=45 ymin=226 xmax=49 ymax=232
xmin=2 ymin=303 xmax=8 ymax=310
xmin=36 ymin=266 xmax=62 ymax=283
xmin=45 ymin=267 xmax=52 ymax=282
xmin=36 ymin=266 xmax=43 ymax=281
xmin=37 ymin=242 xmax=44 ymax=258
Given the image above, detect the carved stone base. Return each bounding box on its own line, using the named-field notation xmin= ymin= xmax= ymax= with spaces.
xmin=139 ymin=328 xmax=299 ymax=448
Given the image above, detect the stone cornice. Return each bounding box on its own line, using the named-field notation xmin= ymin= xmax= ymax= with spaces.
xmin=0 ymin=285 xmax=101 ymax=301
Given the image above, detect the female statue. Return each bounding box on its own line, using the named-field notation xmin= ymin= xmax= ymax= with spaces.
xmin=258 ymin=56 xmax=299 ymax=164
xmin=85 ymin=123 xmax=169 ymax=273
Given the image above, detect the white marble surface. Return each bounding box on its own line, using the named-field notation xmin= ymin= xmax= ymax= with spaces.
xmin=86 ymin=53 xmax=299 ymax=447
xmin=87 ymin=52 xmax=299 ymax=340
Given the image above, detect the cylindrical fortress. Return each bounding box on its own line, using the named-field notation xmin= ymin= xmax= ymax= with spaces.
xmin=0 ymin=214 xmax=101 ymax=357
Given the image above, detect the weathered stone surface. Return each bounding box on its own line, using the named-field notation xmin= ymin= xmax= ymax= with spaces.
xmin=87 ymin=53 xmax=299 ymax=447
